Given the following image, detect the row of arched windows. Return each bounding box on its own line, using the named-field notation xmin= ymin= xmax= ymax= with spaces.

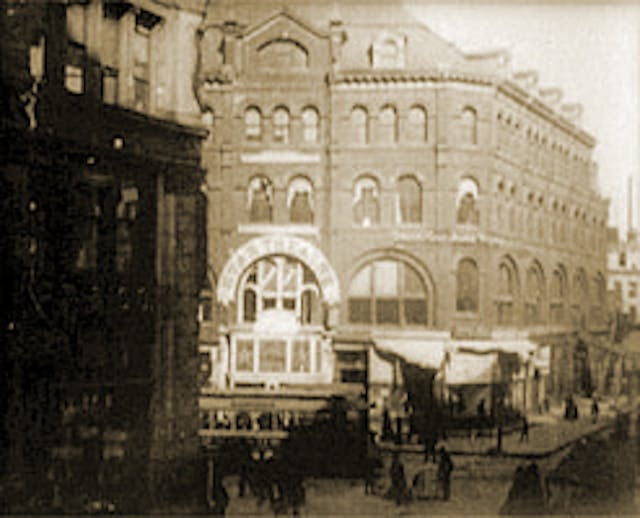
xmin=244 ymin=105 xmax=320 ymax=144
xmin=349 ymin=105 xmax=477 ymax=146
xmin=496 ymin=110 xmax=591 ymax=177
xmin=245 ymin=174 xmax=479 ymax=227
xmin=242 ymin=104 xmax=478 ymax=147
xmin=343 ymin=255 xmax=606 ymax=328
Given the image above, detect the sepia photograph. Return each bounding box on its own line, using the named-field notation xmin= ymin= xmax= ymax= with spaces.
xmin=1 ymin=0 xmax=639 ymax=515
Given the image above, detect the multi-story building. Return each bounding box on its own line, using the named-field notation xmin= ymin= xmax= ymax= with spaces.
xmin=196 ymin=0 xmax=609 ymax=467
xmin=1 ymin=0 xmax=207 ymax=511
xmin=608 ymin=227 xmax=640 ymax=324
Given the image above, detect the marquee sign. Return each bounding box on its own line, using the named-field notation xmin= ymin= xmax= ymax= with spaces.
xmin=217 ymin=235 xmax=341 ymax=306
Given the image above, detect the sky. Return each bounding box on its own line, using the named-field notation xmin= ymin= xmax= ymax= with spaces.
xmin=407 ymin=1 xmax=640 ymax=236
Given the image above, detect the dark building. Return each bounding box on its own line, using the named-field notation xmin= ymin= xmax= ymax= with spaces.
xmin=1 ymin=0 xmax=207 ymax=511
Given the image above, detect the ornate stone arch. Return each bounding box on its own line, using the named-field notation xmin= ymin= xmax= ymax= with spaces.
xmin=217 ymin=235 xmax=340 ymax=307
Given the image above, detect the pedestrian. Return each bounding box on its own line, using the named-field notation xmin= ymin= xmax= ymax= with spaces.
xmin=387 ymin=452 xmax=408 ymax=505
xmin=211 ymin=474 xmax=229 ymax=517
xmin=591 ymin=396 xmax=599 ymax=423
xmin=496 ymin=425 xmax=503 ymax=453
xmin=519 ymin=416 xmax=529 ymax=442
xmin=436 ymin=446 xmax=454 ymax=501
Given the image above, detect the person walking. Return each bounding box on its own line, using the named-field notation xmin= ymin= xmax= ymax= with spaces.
xmin=388 ymin=452 xmax=408 ymax=505
xmin=436 ymin=447 xmax=454 ymax=501
xmin=591 ymin=396 xmax=599 ymax=423
xmin=519 ymin=416 xmax=529 ymax=443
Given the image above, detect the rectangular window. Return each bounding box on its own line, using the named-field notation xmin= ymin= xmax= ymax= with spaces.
xmin=65 ymin=43 xmax=85 ymax=94
xmin=630 ymin=282 xmax=637 ymax=299
xmin=349 ymin=298 xmax=371 ymax=324
xmin=102 ymin=67 xmax=118 ymax=104
xmin=291 ymin=340 xmax=311 ymax=373
xmin=236 ymin=339 xmax=254 ymax=372
xmin=29 ymin=36 xmax=45 ymax=80
xmin=376 ymin=299 xmax=400 ymax=324
xmin=133 ymin=25 xmax=150 ymax=112
xmin=259 ymin=340 xmax=286 ymax=372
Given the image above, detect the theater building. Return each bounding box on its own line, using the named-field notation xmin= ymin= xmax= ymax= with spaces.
xmin=196 ymin=0 xmax=610 ymax=453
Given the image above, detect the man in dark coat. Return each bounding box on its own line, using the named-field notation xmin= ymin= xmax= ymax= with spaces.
xmin=387 ymin=453 xmax=408 ymax=505
xmin=437 ymin=447 xmax=454 ymax=501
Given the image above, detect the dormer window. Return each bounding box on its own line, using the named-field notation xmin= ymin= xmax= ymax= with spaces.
xmin=372 ymin=33 xmax=405 ymax=69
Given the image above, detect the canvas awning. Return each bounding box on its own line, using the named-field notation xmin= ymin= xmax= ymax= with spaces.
xmin=373 ymin=338 xmax=447 ymax=371
xmin=444 ymin=352 xmax=498 ymax=385
xmin=453 ymin=339 xmax=537 ymax=362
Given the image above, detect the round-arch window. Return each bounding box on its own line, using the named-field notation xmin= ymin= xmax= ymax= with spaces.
xmin=348 ymin=259 xmax=428 ymax=326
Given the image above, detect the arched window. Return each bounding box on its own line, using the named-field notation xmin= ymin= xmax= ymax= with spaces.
xmin=302 ymin=106 xmax=319 ymax=143
xmin=248 ymin=176 xmax=273 ymax=223
xmin=461 ymin=107 xmax=477 ymax=145
xmin=495 ymin=258 xmax=518 ymax=325
xmin=408 ymin=105 xmax=427 ymax=142
xmin=571 ymin=268 xmax=589 ymax=328
xmin=379 ymin=105 xmax=398 ymax=144
xmin=456 ymin=178 xmax=479 ymax=225
xmin=456 ymin=258 xmax=479 ymax=312
xmin=348 ymin=259 xmax=428 ymax=326
xmin=525 ymin=261 xmax=545 ymax=325
xmin=245 ymin=106 xmax=262 ymax=140
xmin=273 ymin=106 xmax=290 ymax=144
xmin=353 ymin=176 xmax=379 ymax=227
xmin=550 ymin=267 xmax=566 ymax=324
xmin=238 ymin=256 xmax=320 ymax=325
xmin=351 ymin=106 xmax=369 ymax=145
xmin=288 ymin=177 xmax=314 ymax=224
xmin=397 ymin=175 xmax=421 ymax=224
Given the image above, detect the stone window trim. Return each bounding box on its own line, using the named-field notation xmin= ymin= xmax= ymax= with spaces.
xmin=301 ymin=106 xmax=320 ymax=144
xmin=378 ymin=104 xmax=398 ymax=144
xmin=287 ymin=176 xmax=314 ymax=224
xmin=456 ymin=257 xmax=480 ymax=313
xmin=407 ymin=104 xmax=428 ymax=143
xmin=460 ymin=106 xmax=478 ymax=146
xmin=350 ymin=105 xmax=369 ymax=145
xmin=244 ymin=106 xmax=263 ymax=141
xmin=353 ymin=176 xmax=380 ymax=228
xmin=456 ymin=177 xmax=480 ymax=226
xmin=396 ymin=175 xmax=422 ymax=225
xmin=495 ymin=258 xmax=519 ymax=326
xmin=272 ymin=105 xmax=291 ymax=145
xmin=247 ymin=176 xmax=274 ymax=223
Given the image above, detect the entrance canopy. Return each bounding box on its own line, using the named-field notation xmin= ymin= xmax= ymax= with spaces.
xmin=374 ymin=337 xmax=448 ymax=371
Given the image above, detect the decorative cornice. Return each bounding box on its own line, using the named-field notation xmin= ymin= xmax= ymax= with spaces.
xmin=331 ymin=68 xmax=494 ymax=87
xmin=497 ymin=80 xmax=596 ymax=148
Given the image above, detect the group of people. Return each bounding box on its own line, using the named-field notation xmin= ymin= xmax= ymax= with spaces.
xmin=370 ymin=447 xmax=454 ymax=505
xmin=210 ymin=448 xmax=306 ymax=517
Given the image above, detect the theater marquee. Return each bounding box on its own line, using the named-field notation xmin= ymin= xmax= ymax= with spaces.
xmin=217 ymin=235 xmax=341 ymax=306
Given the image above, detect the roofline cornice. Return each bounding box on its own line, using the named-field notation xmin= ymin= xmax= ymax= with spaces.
xmin=498 ymin=80 xmax=596 ymax=148
xmin=331 ymin=69 xmax=595 ymax=148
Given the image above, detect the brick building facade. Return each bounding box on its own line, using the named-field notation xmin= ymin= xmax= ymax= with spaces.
xmin=196 ymin=0 xmax=610 ymax=457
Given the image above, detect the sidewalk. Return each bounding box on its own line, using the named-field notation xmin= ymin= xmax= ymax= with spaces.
xmin=381 ymin=395 xmax=637 ymax=459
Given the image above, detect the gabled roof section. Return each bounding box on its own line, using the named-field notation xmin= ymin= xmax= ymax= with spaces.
xmin=242 ymin=8 xmax=328 ymax=40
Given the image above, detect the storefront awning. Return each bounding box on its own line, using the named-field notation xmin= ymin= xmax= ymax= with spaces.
xmin=452 ymin=339 xmax=537 ymax=362
xmin=445 ymin=352 xmax=498 ymax=385
xmin=374 ymin=338 xmax=447 ymax=371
